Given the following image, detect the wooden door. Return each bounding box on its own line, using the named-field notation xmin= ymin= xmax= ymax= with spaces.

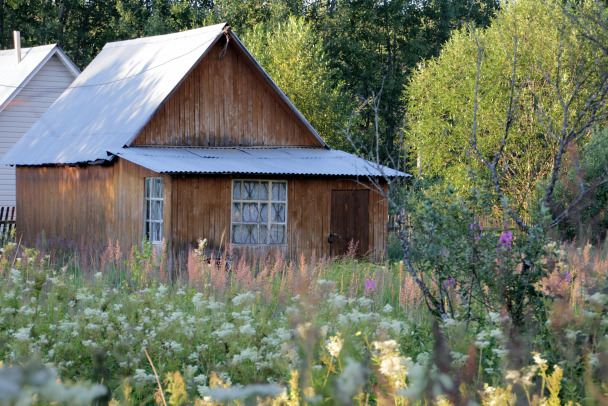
xmin=330 ymin=189 xmax=370 ymax=256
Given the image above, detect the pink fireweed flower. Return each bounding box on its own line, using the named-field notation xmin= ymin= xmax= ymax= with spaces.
xmin=498 ymin=231 xmax=513 ymax=248
xmin=365 ymin=280 xmax=377 ymax=295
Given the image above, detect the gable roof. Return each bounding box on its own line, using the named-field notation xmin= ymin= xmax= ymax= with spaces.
xmin=113 ymin=146 xmax=410 ymax=177
xmin=0 ymin=44 xmax=80 ymax=114
xmin=1 ymin=24 xmax=328 ymax=166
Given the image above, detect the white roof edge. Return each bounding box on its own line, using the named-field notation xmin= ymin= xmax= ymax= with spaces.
xmin=53 ymin=46 xmax=81 ymax=77
xmin=229 ymin=31 xmax=329 ymax=149
xmin=0 ymin=44 xmax=78 ymax=114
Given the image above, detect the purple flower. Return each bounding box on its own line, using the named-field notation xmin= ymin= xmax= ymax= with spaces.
xmin=498 ymin=231 xmax=513 ymax=248
xmin=563 ymin=272 xmax=572 ymax=282
xmin=364 ymin=280 xmax=377 ymax=295
xmin=443 ymin=277 xmax=457 ymax=288
xmin=470 ymin=222 xmax=483 ymax=231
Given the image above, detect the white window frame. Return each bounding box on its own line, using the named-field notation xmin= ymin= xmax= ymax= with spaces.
xmin=144 ymin=177 xmax=164 ymax=244
xmin=231 ymin=179 xmax=288 ymax=246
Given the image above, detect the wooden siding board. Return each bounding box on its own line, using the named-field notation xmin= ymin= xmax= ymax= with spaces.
xmin=133 ymin=40 xmax=321 ymax=148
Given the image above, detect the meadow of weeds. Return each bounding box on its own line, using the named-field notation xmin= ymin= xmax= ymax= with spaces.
xmin=0 ymin=238 xmax=607 ymax=405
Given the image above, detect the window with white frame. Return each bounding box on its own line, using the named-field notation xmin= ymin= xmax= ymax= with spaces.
xmin=144 ymin=177 xmax=164 ymax=244
xmin=231 ymin=180 xmax=287 ymax=245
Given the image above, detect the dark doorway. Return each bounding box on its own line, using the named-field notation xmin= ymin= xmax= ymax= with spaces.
xmin=330 ymin=190 xmax=370 ymax=256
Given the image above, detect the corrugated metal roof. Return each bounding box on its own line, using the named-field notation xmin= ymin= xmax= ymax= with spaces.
xmin=0 ymin=44 xmax=79 ymax=113
xmin=1 ymin=24 xmax=227 ymax=165
xmin=1 ymin=24 xmax=328 ymax=166
xmin=112 ymin=147 xmax=410 ymax=177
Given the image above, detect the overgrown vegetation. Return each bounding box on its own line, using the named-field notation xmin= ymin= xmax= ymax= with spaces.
xmin=3 ymin=0 xmax=608 ymax=404
xmin=0 ymin=238 xmax=607 ymax=404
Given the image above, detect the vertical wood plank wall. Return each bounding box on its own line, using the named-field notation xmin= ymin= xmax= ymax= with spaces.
xmin=171 ymin=175 xmax=388 ymax=261
xmin=133 ymin=39 xmax=321 ymax=148
xmin=16 ymin=163 xmax=387 ymax=260
xmin=16 ymin=159 xmax=171 ymax=251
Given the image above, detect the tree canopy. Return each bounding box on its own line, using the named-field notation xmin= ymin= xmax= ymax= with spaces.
xmin=406 ymin=0 xmax=608 ymax=217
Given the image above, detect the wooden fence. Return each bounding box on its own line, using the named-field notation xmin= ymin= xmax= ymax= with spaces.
xmin=0 ymin=206 xmax=16 ymax=244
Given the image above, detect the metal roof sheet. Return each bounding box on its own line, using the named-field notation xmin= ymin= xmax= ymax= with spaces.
xmin=0 ymin=44 xmax=79 ymax=113
xmin=1 ymin=24 xmax=328 ymax=166
xmin=1 ymin=24 xmax=227 ymax=165
xmin=112 ymin=147 xmax=410 ymax=177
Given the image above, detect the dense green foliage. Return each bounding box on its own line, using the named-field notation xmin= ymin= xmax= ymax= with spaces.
xmin=406 ymin=0 xmax=608 ymax=216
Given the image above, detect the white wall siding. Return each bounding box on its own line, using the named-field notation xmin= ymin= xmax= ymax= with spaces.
xmin=0 ymin=54 xmax=75 ymax=206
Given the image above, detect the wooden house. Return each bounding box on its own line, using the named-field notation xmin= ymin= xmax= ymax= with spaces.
xmin=1 ymin=24 xmax=408 ymax=260
xmin=0 ymin=37 xmax=79 ymax=206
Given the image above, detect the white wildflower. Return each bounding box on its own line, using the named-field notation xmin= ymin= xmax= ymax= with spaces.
xmin=193 ymin=374 xmax=208 ymax=385
xmin=491 ymin=348 xmax=509 ymax=358
xmin=335 ymin=358 xmax=368 ymax=405
xmin=328 ymin=293 xmax=348 ymax=310
xmin=326 ymin=333 xmax=344 ymax=358
xmin=207 ymin=384 xmax=283 ymax=401
xmin=10 ymin=268 xmax=21 ymax=283
xmin=213 ymin=322 xmax=235 ymax=339
xmin=383 ymin=304 xmax=393 ymax=313
xmin=489 ymin=329 xmax=504 ymax=340
xmin=232 ymin=347 xmax=259 ymax=364
xmin=13 ymin=326 xmax=32 ymax=342
xmin=232 ymin=292 xmax=257 ymax=307
xmin=588 ymin=292 xmax=608 ymax=306
xmin=239 ymin=324 xmax=256 ymax=335
xmin=532 ymin=352 xmax=547 ymax=367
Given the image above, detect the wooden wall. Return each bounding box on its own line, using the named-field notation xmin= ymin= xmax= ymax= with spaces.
xmin=17 ymin=162 xmax=387 ymax=261
xmin=133 ymin=38 xmax=322 ymax=148
xmin=16 ymin=159 xmax=171 ymax=251
xmin=171 ymin=175 xmax=388 ymax=261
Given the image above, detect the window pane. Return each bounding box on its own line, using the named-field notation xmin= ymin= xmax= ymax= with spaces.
xmin=242 ymin=203 xmax=259 ymax=222
xmin=243 ymin=181 xmax=259 ymax=200
xmin=153 ymin=222 xmax=163 ymax=242
xmin=150 ymin=223 xmax=157 ymax=242
xmin=233 ymin=181 xmax=241 ymax=200
xmin=151 ymin=200 xmax=163 ymax=221
xmin=259 ymin=225 xmax=268 ymax=244
xmin=269 ymin=225 xmax=285 ymax=244
xmin=271 ymin=203 xmax=285 ymax=223
xmin=260 ymin=182 xmax=269 ymax=200
xmin=232 ymin=203 xmax=242 ymax=221
xmin=272 ymin=182 xmax=286 ymax=201
xmin=159 ymin=223 xmax=164 ymax=242
xmin=145 ymin=178 xmax=151 ymax=198
xmin=232 ymin=224 xmax=243 ymax=244
xmin=154 ymin=178 xmax=163 ymax=198
xmin=260 ymin=203 xmax=268 ymax=222
xmin=243 ymin=224 xmax=257 ymax=244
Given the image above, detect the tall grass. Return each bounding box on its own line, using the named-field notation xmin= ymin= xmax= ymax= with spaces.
xmin=0 ymin=238 xmax=607 ymax=404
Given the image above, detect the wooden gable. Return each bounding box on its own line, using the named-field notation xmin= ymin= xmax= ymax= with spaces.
xmin=132 ymin=36 xmax=323 ymax=148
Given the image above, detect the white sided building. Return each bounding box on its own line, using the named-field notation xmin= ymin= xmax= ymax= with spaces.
xmin=0 ymin=40 xmax=79 ymax=206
